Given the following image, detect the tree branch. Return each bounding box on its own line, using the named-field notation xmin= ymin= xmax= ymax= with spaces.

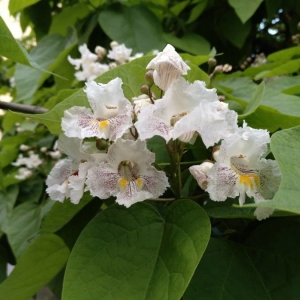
xmin=0 ymin=101 xmax=48 ymax=114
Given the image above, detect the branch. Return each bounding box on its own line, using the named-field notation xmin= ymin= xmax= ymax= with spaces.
xmin=0 ymin=101 xmax=48 ymax=114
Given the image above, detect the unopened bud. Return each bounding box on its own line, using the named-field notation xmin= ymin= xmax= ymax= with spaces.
xmin=109 ymin=62 xmax=117 ymax=69
xmin=212 ymin=145 xmax=220 ymax=161
xmin=208 ymin=58 xmax=216 ymax=68
xmin=95 ymin=46 xmax=107 ymax=57
xmin=145 ymin=70 xmax=154 ymax=86
xmin=140 ymin=85 xmax=150 ymax=95
xmin=110 ymin=41 xmax=118 ymax=49
xmin=218 ymin=95 xmax=226 ymax=101
xmin=223 ymin=64 xmax=232 ymax=72
xmin=96 ymin=139 xmax=110 ymax=151
xmin=298 ymin=22 xmax=300 ymax=31
xmin=214 ymin=65 xmax=223 ymax=74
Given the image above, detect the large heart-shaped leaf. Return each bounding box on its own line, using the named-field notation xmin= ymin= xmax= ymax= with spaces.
xmin=184 ymin=219 xmax=300 ymax=299
xmin=62 ymin=200 xmax=211 ymax=300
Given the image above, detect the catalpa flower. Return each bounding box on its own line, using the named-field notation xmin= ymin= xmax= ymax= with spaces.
xmin=147 ymin=44 xmax=190 ymax=90
xmin=135 ymin=76 xmax=238 ymax=147
xmin=86 ymin=139 xmax=169 ymax=207
xmin=46 ymin=135 xmax=107 ymax=204
xmin=204 ymin=123 xmax=281 ymax=220
xmin=107 ymin=43 xmax=132 ymax=64
xmin=62 ymin=78 xmax=133 ymax=141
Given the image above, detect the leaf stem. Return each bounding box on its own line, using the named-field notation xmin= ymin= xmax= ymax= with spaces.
xmin=0 ymin=101 xmax=48 ymax=114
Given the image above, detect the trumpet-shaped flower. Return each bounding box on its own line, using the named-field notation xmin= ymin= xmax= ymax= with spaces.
xmin=107 ymin=43 xmax=132 ymax=64
xmin=205 ymin=123 xmax=281 ymax=219
xmin=46 ymin=135 xmax=107 ymax=204
xmin=147 ymin=44 xmax=190 ymax=90
xmin=68 ymin=44 xmax=109 ymax=81
xmin=86 ymin=139 xmax=169 ymax=207
xmin=135 ymin=76 xmax=238 ymax=147
xmin=62 ymin=78 xmax=133 ymax=141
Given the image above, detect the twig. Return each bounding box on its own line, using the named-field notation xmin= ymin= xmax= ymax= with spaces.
xmin=0 ymin=101 xmax=48 ymax=114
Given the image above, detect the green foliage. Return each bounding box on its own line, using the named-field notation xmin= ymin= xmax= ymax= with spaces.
xmin=63 ymin=201 xmax=210 ymax=300
xmin=0 ymin=234 xmax=69 ymax=300
xmin=99 ymin=5 xmax=166 ymax=53
xmin=228 ymin=0 xmax=264 ymax=23
xmin=185 ymin=219 xmax=300 ymax=299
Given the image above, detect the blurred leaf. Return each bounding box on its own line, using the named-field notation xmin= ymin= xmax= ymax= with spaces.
xmin=239 ymin=82 xmax=265 ymax=118
xmin=266 ymin=75 xmax=300 ymax=95
xmin=0 ymin=16 xmax=39 ymax=68
xmin=163 ymin=33 xmax=210 ymax=55
xmin=0 ymin=185 xmax=19 ymax=233
xmin=254 ymin=58 xmax=300 ymax=80
xmin=0 ymin=145 xmax=18 ymax=168
xmin=9 ymin=0 xmax=40 ymax=14
xmin=187 ymin=0 xmax=208 ymax=24
xmin=180 ymin=53 xmax=213 ymax=66
xmin=50 ymin=3 xmax=90 ymax=36
xmin=228 ymin=0 xmax=264 ymax=23
xmin=185 ymin=220 xmax=300 ymax=299
xmin=220 ymin=11 xmax=251 ymax=48
xmin=41 ymin=194 xmax=93 ymax=234
xmin=0 ymin=234 xmax=70 ymax=300
xmin=15 ymin=30 xmax=77 ymax=104
xmin=6 ymin=202 xmax=42 ymax=259
xmin=147 ymin=136 xmax=169 ymax=164
xmin=99 ymin=5 xmax=165 ymax=53
xmin=63 ymin=200 xmax=210 ymax=300
xmin=267 ymin=46 xmax=300 ymax=62
xmin=170 ymin=1 xmax=189 ymax=16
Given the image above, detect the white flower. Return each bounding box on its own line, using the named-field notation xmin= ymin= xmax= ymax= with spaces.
xmin=74 ymin=62 xmax=109 ymax=82
xmin=15 ymin=167 xmax=33 ymax=180
xmin=47 ymin=150 xmax=62 ymax=159
xmin=62 ymin=78 xmax=133 ymax=141
xmin=147 ymin=44 xmax=190 ymax=90
xmin=107 ymin=43 xmax=132 ymax=64
xmin=19 ymin=144 xmax=30 ymax=151
xmin=86 ymin=139 xmax=169 ymax=207
xmin=206 ymin=123 xmax=281 ymax=219
xmin=68 ymin=44 xmax=109 ymax=81
xmin=46 ymin=135 xmax=107 ymax=204
xmin=68 ymin=44 xmax=98 ymax=70
xmin=132 ymin=94 xmax=152 ymax=115
xmin=12 ymin=153 xmax=42 ymax=169
xmin=135 ymin=77 xmax=238 ymax=147
xmin=128 ymin=52 xmax=144 ymax=61
xmin=189 ymin=162 xmax=214 ymax=190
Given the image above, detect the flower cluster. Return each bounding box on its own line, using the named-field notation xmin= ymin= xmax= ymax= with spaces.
xmin=47 ymin=44 xmax=281 ymax=218
xmin=68 ymin=41 xmax=143 ymax=82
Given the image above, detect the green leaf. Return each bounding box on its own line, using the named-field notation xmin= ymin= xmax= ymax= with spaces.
xmin=0 ymin=234 xmax=70 ymax=300
xmin=0 ymin=246 xmax=7 ymax=284
xmin=99 ymin=5 xmax=165 ymax=53
xmin=228 ymin=0 xmax=264 ymax=23
xmin=0 ymin=185 xmax=19 ymax=233
xmin=6 ymin=202 xmax=42 ymax=259
xmin=186 ymin=0 xmax=208 ymax=24
xmin=0 ymin=16 xmax=39 ymax=68
xmin=185 ymin=220 xmax=300 ymax=299
xmin=239 ymin=82 xmax=265 ymax=118
xmin=41 ymin=194 xmax=93 ymax=234
xmin=50 ymin=3 xmax=90 ymax=36
xmin=163 ymin=33 xmax=210 ymax=55
xmin=219 ymin=11 xmax=251 ymax=48
xmin=15 ymin=30 xmax=77 ymax=104
xmin=62 ymin=200 xmax=211 ymax=300
xmin=170 ymin=1 xmax=189 ymax=16
xmin=267 ymin=46 xmax=300 ymax=62
xmin=254 ymin=58 xmax=300 ymax=80
xmin=244 ymin=126 xmax=300 ymax=214
xmin=266 ymin=75 xmax=300 ymax=95
xmin=9 ymin=0 xmax=41 ymax=14
xmin=20 ymin=56 xmax=206 ymax=134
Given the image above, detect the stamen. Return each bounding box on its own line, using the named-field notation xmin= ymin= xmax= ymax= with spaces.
xmin=99 ymin=120 xmax=109 ymax=131
xmin=135 ymin=178 xmax=144 ymax=190
xmin=117 ymin=178 xmax=128 ymax=191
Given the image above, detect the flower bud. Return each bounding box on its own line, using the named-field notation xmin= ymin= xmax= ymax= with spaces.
xmin=20 ymin=144 xmax=30 ymax=151
xmin=189 ymin=162 xmax=214 ymax=190
xmin=110 ymin=41 xmax=119 ymax=49
xmin=212 ymin=145 xmax=220 ymax=161
xmin=95 ymin=46 xmax=107 ymax=58
xmin=145 ymin=70 xmax=154 ymax=86
xmin=140 ymin=85 xmax=149 ymax=95
xmin=214 ymin=65 xmax=224 ymax=74
xmin=208 ymin=58 xmax=216 ymax=68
